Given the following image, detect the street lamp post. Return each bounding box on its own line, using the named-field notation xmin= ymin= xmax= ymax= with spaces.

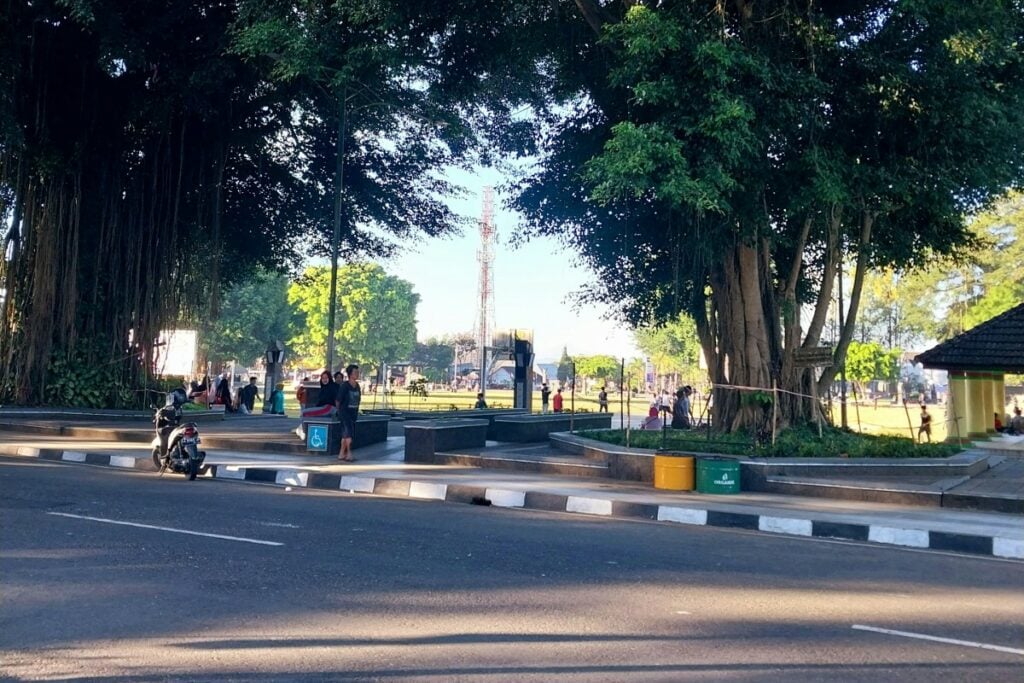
xmin=570 ymin=359 xmax=576 ymax=433
xmin=263 ymin=340 xmax=285 ymax=414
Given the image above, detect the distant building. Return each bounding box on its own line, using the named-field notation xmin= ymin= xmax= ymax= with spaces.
xmin=535 ymin=363 xmax=559 ymax=383
xmin=489 ymin=360 xmax=545 ymax=388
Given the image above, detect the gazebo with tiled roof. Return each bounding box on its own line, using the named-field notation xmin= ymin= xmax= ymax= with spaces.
xmin=915 ymin=302 xmax=1024 ymax=440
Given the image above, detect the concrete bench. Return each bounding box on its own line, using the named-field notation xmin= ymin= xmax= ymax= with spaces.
xmin=489 ymin=412 xmax=613 ymax=442
xmin=365 ymin=407 xmax=526 ymax=423
xmin=404 ymin=419 xmax=489 ymax=463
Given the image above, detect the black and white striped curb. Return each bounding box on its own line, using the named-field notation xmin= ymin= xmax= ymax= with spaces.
xmin=5 ymin=444 xmax=1023 ymax=560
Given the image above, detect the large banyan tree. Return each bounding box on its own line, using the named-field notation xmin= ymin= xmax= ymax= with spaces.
xmin=510 ymin=0 xmax=1024 ymax=430
xmin=0 ymin=0 xmax=542 ymax=406
xmin=0 ymin=1 xmax=329 ymax=404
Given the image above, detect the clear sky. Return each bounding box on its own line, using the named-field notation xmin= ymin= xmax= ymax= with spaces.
xmin=377 ymin=167 xmax=640 ymax=363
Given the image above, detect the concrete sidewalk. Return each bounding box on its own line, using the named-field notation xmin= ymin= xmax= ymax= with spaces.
xmin=2 ymin=434 xmax=1021 ymax=562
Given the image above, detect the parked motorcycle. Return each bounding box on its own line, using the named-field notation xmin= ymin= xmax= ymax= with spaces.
xmin=151 ymin=388 xmax=206 ymax=480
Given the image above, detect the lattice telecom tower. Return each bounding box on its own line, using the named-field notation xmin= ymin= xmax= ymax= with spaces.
xmin=475 ymin=187 xmax=496 ymax=373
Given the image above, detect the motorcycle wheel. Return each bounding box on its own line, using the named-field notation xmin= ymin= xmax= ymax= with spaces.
xmin=152 ymin=447 xmax=163 ymax=471
xmin=185 ymin=444 xmax=199 ymax=481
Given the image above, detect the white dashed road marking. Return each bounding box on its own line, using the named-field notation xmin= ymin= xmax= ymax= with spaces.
xmin=47 ymin=512 xmax=284 ymax=547
xmin=852 ymin=624 xmax=1024 ymax=656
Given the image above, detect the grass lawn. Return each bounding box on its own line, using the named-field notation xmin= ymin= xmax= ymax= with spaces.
xmin=283 ymin=387 xmax=667 ymax=418
xmin=828 ymin=401 xmax=951 ymax=443
xmin=280 ymin=385 xmax=961 ymax=456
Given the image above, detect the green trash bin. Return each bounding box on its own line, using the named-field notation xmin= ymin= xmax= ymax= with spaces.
xmin=696 ymin=457 xmax=741 ymax=494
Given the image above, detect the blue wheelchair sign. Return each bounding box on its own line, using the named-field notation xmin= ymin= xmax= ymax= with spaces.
xmin=307 ymin=424 xmax=328 ymax=452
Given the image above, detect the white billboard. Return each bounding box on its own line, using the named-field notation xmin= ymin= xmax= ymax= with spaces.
xmin=154 ymin=329 xmax=198 ymax=377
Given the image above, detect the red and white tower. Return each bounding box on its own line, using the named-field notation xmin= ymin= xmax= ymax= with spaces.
xmin=475 ymin=187 xmax=496 ymax=374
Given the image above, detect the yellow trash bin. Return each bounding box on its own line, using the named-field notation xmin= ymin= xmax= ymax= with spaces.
xmin=653 ymin=452 xmax=695 ymax=491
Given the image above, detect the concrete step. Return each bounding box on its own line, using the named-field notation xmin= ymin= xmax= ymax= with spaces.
xmin=755 ymin=475 xmax=949 ymax=507
xmin=432 ymin=448 xmax=610 ymax=479
xmin=756 ymin=473 xmax=1024 ymax=514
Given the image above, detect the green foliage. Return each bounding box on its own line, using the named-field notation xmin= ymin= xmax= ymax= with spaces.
xmin=45 ymin=353 xmax=108 ymax=408
xmin=573 ymin=354 xmax=621 ymax=383
xmin=556 ymin=347 xmax=573 ymax=384
xmin=742 ymin=391 xmax=774 ymax=411
xmin=634 ymin=316 xmax=701 ymax=377
xmin=408 ymin=378 xmax=429 ymax=398
xmin=856 ymin=269 xmax=941 ymax=349
xmin=583 ymin=425 xmax=960 ymax=460
xmin=958 ymin=192 xmax=1024 ymax=331
xmin=44 ymin=347 xmax=187 ymax=409
xmin=3 ymin=0 xmax=548 ymax=405
xmin=199 ymin=269 xmax=298 ymax=367
xmin=287 ymin=263 xmax=418 ymax=369
xmin=858 ymin=192 xmax=1024 ymax=345
xmin=511 ymin=0 xmax=1024 ymax=430
xmin=410 ymin=338 xmax=455 ymax=383
xmin=846 ymin=341 xmax=901 ymax=386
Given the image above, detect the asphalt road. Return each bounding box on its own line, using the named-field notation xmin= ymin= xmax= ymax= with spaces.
xmin=1 ymin=456 xmax=1022 ymax=682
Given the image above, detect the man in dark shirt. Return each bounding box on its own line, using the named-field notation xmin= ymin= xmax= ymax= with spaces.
xmin=540 ymin=383 xmax=551 ymax=414
xmin=337 ymin=364 xmax=361 ymax=462
xmin=239 ymin=376 xmax=261 ymax=414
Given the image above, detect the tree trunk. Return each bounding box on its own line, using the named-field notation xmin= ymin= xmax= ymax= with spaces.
xmin=707 ymin=239 xmax=773 ymax=431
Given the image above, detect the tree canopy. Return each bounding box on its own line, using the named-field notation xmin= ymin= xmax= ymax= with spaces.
xmin=4 ymin=0 xmax=1022 ymax=422
xmin=510 ymin=0 xmax=1024 ymax=429
xmin=199 ymin=270 xmax=297 ymax=368
xmin=846 ymin=341 xmax=901 ymax=388
xmin=0 ymin=0 xmax=543 ymax=405
xmin=634 ymin=316 xmax=701 ymax=379
xmin=574 ymin=354 xmax=620 ymax=383
xmin=410 ymin=338 xmax=456 ymax=383
xmin=854 ymin=191 xmax=1024 ymax=347
xmin=287 ymin=264 xmax=418 ymax=370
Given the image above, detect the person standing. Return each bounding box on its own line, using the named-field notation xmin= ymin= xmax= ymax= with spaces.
xmin=474 ymin=392 xmax=488 ymax=409
xmin=540 ymin=383 xmax=551 ymax=414
xmin=553 ymin=388 xmax=564 ymax=413
xmin=295 ymin=377 xmax=310 ymax=406
xmin=672 ymin=386 xmax=692 ymax=429
xmin=918 ymin=404 xmax=932 ymax=443
xmin=214 ymin=373 xmax=233 ymax=409
xmin=598 ymin=386 xmax=609 ymax=413
xmin=270 ymin=382 xmax=287 ymax=415
xmin=239 ymin=376 xmax=261 ymax=414
xmin=337 ymin=364 xmax=361 ymax=462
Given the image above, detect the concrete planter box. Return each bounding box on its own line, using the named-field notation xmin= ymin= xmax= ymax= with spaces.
xmin=352 ymin=414 xmax=390 ymax=449
xmin=365 ymin=408 xmax=526 ymax=424
xmin=550 ymin=431 xmax=989 ymax=495
xmin=404 ymin=419 xmax=489 ymax=463
xmin=489 ymin=413 xmax=613 ymax=442
xmin=739 ymin=451 xmax=990 ymax=482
